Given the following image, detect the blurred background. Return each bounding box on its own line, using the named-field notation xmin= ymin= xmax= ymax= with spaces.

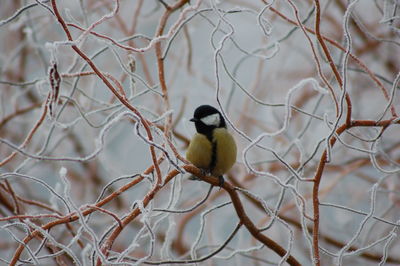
xmin=0 ymin=0 xmax=399 ymax=265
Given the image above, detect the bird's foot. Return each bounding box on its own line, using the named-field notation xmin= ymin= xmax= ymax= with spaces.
xmin=200 ymin=168 xmax=211 ymax=176
xmin=188 ymin=168 xmax=210 ymax=181
xmin=188 ymin=174 xmax=199 ymax=180
xmin=218 ymin=175 xmax=224 ymax=188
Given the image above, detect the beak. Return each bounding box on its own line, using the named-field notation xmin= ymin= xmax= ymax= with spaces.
xmin=190 ymin=118 xmax=198 ymax=122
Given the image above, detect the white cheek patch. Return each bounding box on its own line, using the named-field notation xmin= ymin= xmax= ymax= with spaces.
xmin=200 ymin=113 xmax=220 ymax=127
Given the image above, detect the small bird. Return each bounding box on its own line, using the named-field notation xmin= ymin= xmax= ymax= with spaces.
xmin=186 ymin=105 xmax=237 ymax=185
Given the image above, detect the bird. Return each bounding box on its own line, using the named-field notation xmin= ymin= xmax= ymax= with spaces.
xmin=186 ymin=105 xmax=237 ymax=186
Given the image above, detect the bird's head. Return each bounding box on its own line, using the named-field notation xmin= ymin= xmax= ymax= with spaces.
xmin=190 ymin=105 xmax=226 ymax=136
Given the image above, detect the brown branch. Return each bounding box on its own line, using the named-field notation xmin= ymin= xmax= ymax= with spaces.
xmin=154 ymin=0 xmax=189 ymax=134
xmin=266 ymin=2 xmax=396 ymax=118
xmin=185 ymin=166 xmax=302 ymax=266
xmin=0 ymin=94 xmax=50 ymax=167
xmin=0 ymin=102 xmax=42 ymax=130
xmin=9 ymin=158 xmax=162 ymax=265
xmin=313 ymin=0 xmax=352 ymax=127
xmin=311 ymin=118 xmax=397 ymax=265
xmin=49 ymin=0 xmax=163 ymax=189
xmin=228 ymin=172 xmax=400 ymax=264
xmin=286 ymin=0 xmax=339 ymax=117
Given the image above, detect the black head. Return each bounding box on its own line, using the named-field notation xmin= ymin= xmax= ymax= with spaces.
xmin=190 ymin=105 xmax=226 ymax=138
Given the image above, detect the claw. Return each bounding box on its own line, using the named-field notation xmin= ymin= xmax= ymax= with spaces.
xmin=218 ymin=175 xmax=224 ymax=187
xmin=200 ymin=168 xmax=210 ymax=176
xmin=189 ymin=168 xmax=209 ymax=181
xmin=188 ymin=174 xmax=200 ymax=180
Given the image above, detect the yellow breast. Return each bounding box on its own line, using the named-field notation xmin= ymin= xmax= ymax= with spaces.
xmin=211 ymin=128 xmax=237 ymax=176
xmin=186 ymin=128 xmax=237 ymax=176
xmin=186 ymin=133 xmax=212 ymax=169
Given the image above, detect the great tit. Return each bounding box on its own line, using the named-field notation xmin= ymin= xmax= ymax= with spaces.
xmin=186 ymin=105 xmax=237 ymax=185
